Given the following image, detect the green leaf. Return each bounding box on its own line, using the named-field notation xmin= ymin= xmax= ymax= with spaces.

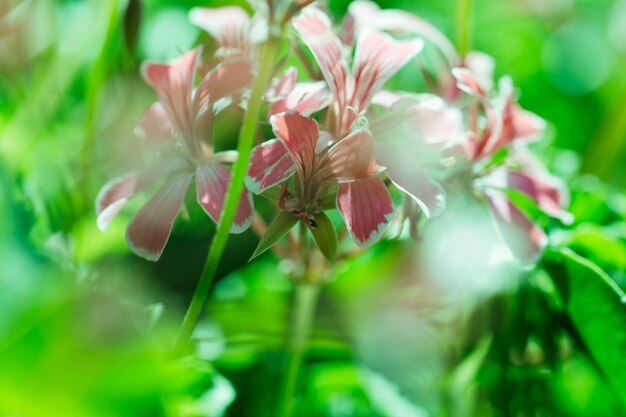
xmin=310 ymin=212 xmax=337 ymax=262
xmin=251 ymin=211 xmax=297 ymax=260
xmin=543 ymin=248 xmax=626 ymax=409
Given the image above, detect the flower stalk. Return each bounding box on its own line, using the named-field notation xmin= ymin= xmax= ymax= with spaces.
xmin=456 ymin=0 xmax=473 ymax=59
xmin=173 ymin=35 xmax=282 ymax=352
xmin=278 ymin=226 xmax=321 ymax=417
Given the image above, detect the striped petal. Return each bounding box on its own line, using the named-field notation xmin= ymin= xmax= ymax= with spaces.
xmin=337 ymin=176 xmax=395 ymax=247
xmin=269 ymin=112 xmax=319 ymax=174
xmin=195 ymin=59 xmax=254 ymax=117
xmin=327 ymin=129 xmax=381 ymax=182
xmin=126 ymin=172 xmax=193 ymax=261
xmin=141 ymin=48 xmax=199 ymax=142
xmin=293 ymin=8 xmax=350 ymax=110
xmin=268 ymin=81 xmax=329 ymax=118
xmin=266 ymin=67 xmax=298 ymax=102
xmin=351 ymin=30 xmax=423 ymax=111
xmin=196 ymin=160 xmax=253 ymax=233
xmin=188 ymin=6 xmax=252 ymax=60
xmin=96 ymin=158 xmax=188 ymax=231
xmin=485 ymin=188 xmax=547 ymax=265
xmin=246 ymin=139 xmax=296 ymax=194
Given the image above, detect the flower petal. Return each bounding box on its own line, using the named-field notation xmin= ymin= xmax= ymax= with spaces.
xmin=126 ymin=172 xmax=193 ymax=261
xmin=268 ymin=81 xmax=330 ymax=118
xmin=134 ymin=102 xmax=175 ymax=144
xmin=293 ymin=8 xmax=350 ymax=109
xmin=351 ymin=30 xmax=423 ymax=111
xmin=266 ymin=67 xmax=298 ymax=102
xmin=96 ymin=158 xmax=189 ymax=231
xmin=506 ymin=171 xmax=572 ymax=223
xmin=326 ymin=129 xmax=381 ymax=181
xmin=485 ymin=188 xmax=547 ymax=265
xmin=195 ymin=59 xmax=254 ymax=114
xmin=246 ymin=139 xmax=296 ymax=194
xmin=385 ymin=164 xmax=446 ymax=218
xmin=343 ymin=1 xmax=458 ymax=64
xmin=336 ymin=176 xmax=395 ymax=247
xmin=269 ymin=112 xmax=319 ymax=174
xmin=196 ymin=160 xmax=253 ymax=233
xmin=188 ymin=6 xmax=251 ymax=60
xmin=141 ymin=48 xmax=199 ymax=141
xmin=451 ymin=67 xmax=487 ymax=98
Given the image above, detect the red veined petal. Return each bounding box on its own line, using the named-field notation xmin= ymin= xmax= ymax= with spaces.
xmin=326 ymin=129 xmax=381 ymax=181
xmin=269 ymin=112 xmax=319 ymax=174
xmin=266 ymin=67 xmax=298 ymax=102
xmin=485 ymin=188 xmax=547 ymax=265
xmin=246 ymin=139 xmax=296 ymax=194
xmin=343 ymin=1 xmax=459 ymax=65
xmin=188 ymin=6 xmax=251 ymax=59
xmin=195 ymin=59 xmax=254 ymax=117
xmin=336 ymin=176 xmax=395 ymax=247
xmin=293 ymin=8 xmax=350 ymax=110
xmin=141 ymin=48 xmax=199 ymax=141
xmin=196 ymin=160 xmax=253 ymax=233
xmin=351 ymin=30 xmax=423 ymax=111
xmin=96 ymin=158 xmax=189 ymax=231
xmin=126 ymin=171 xmax=193 ymax=261
xmin=268 ymin=81 xmax=330 ymax=118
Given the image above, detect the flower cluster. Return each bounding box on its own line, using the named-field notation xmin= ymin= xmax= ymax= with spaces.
xmin=97 ymin=0 xmax=570 ymax=264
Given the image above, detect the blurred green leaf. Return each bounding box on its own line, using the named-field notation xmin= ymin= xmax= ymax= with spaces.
xmin=544 ymin=248 xmax=626 ymax=410
xmin=310 ymin=212 xmax=337 ymax=262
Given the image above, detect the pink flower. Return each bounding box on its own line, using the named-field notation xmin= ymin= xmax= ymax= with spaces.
xmin=452 ymin=65 xmax=570 ymax=263
xmin=188 ymin=6 xmax=261 ymax=62
xmin=265 ymin=67 xmax=330 ymax=119
xmin=247 ymin=112 xmax=394 ymax=247
xmin=367 ymin=93 xmax=466 ymax=217
xmin=96 ymin=48 xmax=255 ymax=261
xmin=293 ymin=7 xmax=424 ymax=139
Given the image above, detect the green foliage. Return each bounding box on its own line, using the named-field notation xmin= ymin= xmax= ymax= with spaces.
xmin=251 ymin=211 xmax=298 ymax=260
xmin=309 ymin=212 xmax=338 ymax=262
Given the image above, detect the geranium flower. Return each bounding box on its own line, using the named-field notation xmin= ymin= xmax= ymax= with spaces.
xmin=248 ymin=111 xmax=394 ymax=247
xmin=452 ymin=66 xmax=571 ymax=263
xmin=96 ymin=48 xmax=255 ymax=261
xmin=293 ymin=7 xmax=424 ymax=139
xmin=188 ymin=6 xmax=262 ymax=62
xmin=189 ymin=5 xmax=329 ymax=121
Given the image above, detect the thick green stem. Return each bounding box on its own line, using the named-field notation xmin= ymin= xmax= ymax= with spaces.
xmin=456 ymin=0 xmax=473 ymax=59
xmin=278 ymin=283 xmax=321 ymax=417
xmin=173 ymin=36 xmax=281 ymax=352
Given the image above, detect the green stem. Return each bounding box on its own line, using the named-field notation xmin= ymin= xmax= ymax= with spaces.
xmin=278 ymin=283 xmax=321 ymax=417
xmin=456 ymin=0 xmax=473 ymax=59
xmin=173 ymin=35 xmax=281 ymax=352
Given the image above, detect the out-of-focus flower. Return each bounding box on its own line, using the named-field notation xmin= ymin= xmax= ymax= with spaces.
xmin=96 ymin=48 xmax=254 ymax=261
xmin=189 ymin=6 xmax=264 ymax=62
xmin=265 ymin=67 xmax=330 ymax=119
xmin=189 ymin=5 xmax=329 ymax=121
xmin=340 ymin=0 xmax=459 ymax=66
xmin=247 ymin=112 xmax=394 ymax=247
xmin=293 ymin=7 xmax=424 ymax=139
xmin=368 ymin=93 xmax=466 ymax=218
xmin=451 ymin=65 xmax=571 ymax=263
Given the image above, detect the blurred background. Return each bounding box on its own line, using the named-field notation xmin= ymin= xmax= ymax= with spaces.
xmin=1 ymin=0 xmax=626 ymax=416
